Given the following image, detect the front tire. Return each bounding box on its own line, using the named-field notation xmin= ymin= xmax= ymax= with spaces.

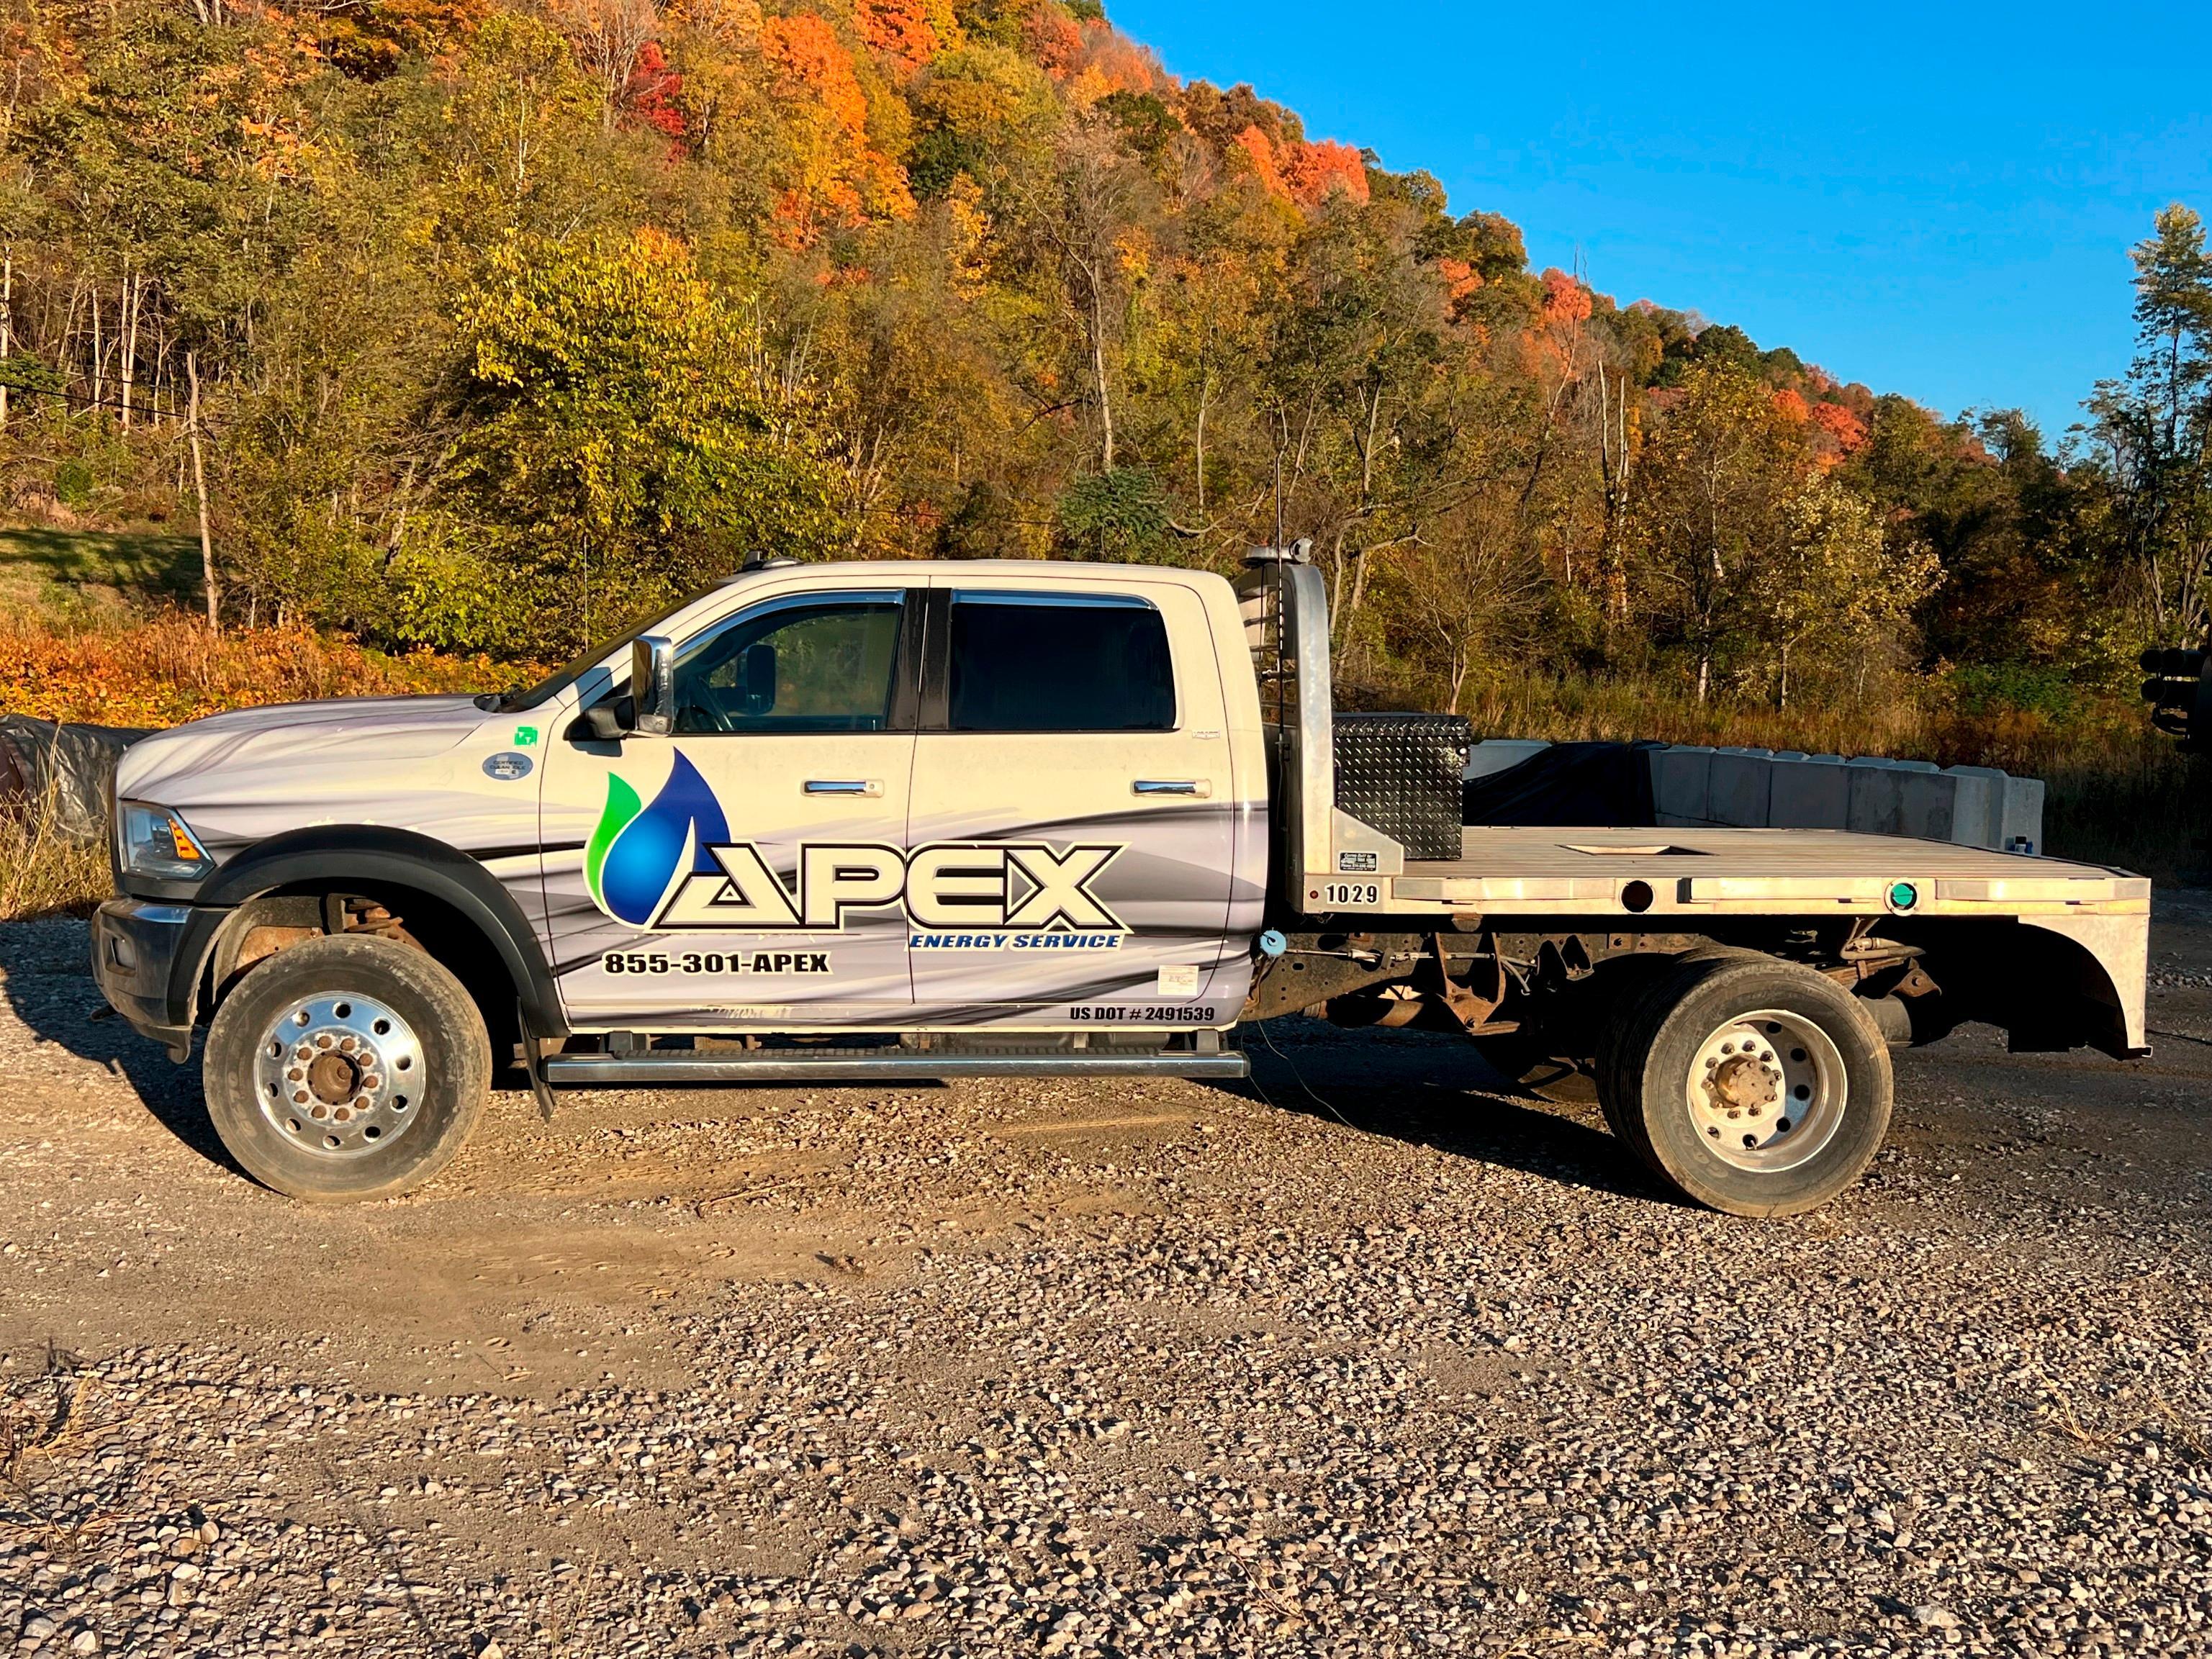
xmin=203 ymin=934 xmax=491 ymax=1202
xmin=1598 ymin=955 xmax=1892 ymax=1217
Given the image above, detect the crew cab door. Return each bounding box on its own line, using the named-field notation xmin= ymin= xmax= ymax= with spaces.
xmin=539 ymin=586 xmax=919 ymax=1030
xmin=904 ymin=579 xmax=1240 ymax=1027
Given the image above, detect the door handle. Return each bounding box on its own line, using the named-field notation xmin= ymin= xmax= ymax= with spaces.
xmin=805 ymin=779 xmax=882 ymax=797
xmin=1133 ymin=779 xmax=1209 ymax=797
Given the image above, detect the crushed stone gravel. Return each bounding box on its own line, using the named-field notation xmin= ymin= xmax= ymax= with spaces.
xmin=1 ymin=908 xmax=2208 ymax=1657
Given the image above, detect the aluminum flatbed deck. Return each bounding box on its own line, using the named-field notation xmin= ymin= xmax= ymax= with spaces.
xmin=1384 ymin=826 xmax=2150 ymax=919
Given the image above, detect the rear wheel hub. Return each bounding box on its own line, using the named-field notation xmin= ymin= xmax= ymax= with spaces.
xmin=1684 ymin=1009 xmax=1846 ymax=1174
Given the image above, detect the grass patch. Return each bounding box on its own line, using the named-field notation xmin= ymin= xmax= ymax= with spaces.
xmin=0 ymin=523 xmax=203 ymax=602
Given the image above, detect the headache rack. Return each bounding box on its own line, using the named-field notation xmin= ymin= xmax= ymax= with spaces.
xmin=1234 ymin=551 xmax=1468 ymax=904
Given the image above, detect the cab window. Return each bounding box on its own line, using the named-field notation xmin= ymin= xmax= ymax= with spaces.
xmin=945 ymin=592 xmax=1175 ymax=733
xmin=673 ymin=595 xmax=904 ymax=734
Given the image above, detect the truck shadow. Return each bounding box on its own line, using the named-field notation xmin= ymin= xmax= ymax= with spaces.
xmin=0 ymin=918 xmax=240 ymax=1175
xmin=6 ymin=918 xmax=1678 ymax=1207
xmin=1234 ymin=1020 xmax=1686 ymax=1208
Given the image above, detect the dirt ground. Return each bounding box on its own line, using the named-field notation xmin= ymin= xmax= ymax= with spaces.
xmin=1 ymin=903 xmax=2208 ymax=1658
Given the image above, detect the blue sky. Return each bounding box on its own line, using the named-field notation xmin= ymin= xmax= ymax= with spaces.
xmin=1109 ymin=0 xmax=2212 ymax=442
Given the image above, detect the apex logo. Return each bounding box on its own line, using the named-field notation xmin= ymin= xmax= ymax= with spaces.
xmin=658 ymin=839 xmax=1126 ymax=934
xmin=583 ymin=752 xmax=1125 ymax=933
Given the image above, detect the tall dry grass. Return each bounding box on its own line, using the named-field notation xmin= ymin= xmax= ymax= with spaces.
xmin=0 ymin=774 xmax=112 ymax=921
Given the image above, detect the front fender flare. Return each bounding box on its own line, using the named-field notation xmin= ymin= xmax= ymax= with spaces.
xmin=179 ymin=826 xmax=567 ymax=1036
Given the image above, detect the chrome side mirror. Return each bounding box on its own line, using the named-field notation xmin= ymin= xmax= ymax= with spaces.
xmin=631 ymin=635 xmax=675 ymax=736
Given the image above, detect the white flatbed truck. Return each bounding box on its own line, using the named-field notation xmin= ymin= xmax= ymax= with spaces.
xmin=89 ymin=551 xmax=2149 ymax=1216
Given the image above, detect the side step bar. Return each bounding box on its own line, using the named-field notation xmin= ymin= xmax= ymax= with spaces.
xmin=539 ymin=1050 xmax=1250 ymax=1085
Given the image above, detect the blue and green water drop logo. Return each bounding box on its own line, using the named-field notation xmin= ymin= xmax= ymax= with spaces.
xmin=584 ymin=752 xmax=731 ymax=926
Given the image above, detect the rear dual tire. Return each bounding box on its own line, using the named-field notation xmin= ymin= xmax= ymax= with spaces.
xmin=1597 ymin=955 xmax=1892 ymax=1217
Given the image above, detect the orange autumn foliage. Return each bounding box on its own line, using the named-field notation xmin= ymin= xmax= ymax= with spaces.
xmin=1772 ymin=387 xmax=1810 ymax=422
xmin=1436 ymin=257 xmax=1483 ymax=302
xmin=1539 ymin=268 xmax=1592 ymax=325
xmin=1283 ymin=138 xmax=1368 ymax=208
xmin=1077 ymin=27 xmax=1160 ymax=97
xmin=1233 ymin=127 xmax=1367 ymax=211
xmin=1231 ymin=125 xmax=1286 ymax=197
xmin=1025 ymin=6 xmax=1083 ymax=78
xmin=853 ymin=0 xmax=943 ymax=73
xmin=1810 ymin=400 xmax=1869 ymax=453
xmin=0 ymin=615 xmax=513 ymax=729
xmin=759 ymin=12 xmax=913 ymax=244
xmin=762 ymin=14 xmax=869 ymax=133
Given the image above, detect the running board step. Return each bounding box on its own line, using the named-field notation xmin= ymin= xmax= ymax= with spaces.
xmin=539 ymin=1050 xmax=1248 ymax=1085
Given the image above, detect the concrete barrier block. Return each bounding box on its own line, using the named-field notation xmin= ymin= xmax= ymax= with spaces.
xmin=1897 ymin=768 xmax=1996 ymax=845
xmin=1845 ymin=756 xmax=1938 ymax=836
xmin=1707 ymin=748 xmax=1775 ymax=827
xmin=1998 ymin=774 xmax=2046 ymax=855
xmin=1937 ymin=765 xmax=2008 ymax=848
xmin=1650 ymin=745 xmax=1715 ymax=825
xmin=1463 ymin=739 xmax=1552 ymax=781
xmin=1845 ymin=759 xmax=1905 ymax=836
xmin=1769 ymin=754 xmax=1851 ymax=828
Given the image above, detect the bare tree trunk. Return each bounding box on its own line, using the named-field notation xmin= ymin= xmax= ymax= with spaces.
xmin=1090 ymin=271 xmax=1114 ymax=473
xmin=0 ymin=250 xmax=11 ymax=431
xmin=1594 ymin=369 xmax=1633 ymax=629
xmin=1193 ymin=369 xmax=1210 ymax=514
xmin=120 ymin=271 xmax=140 ymax=430
xmin=186 ymin=352 xmax=219 ymax=631
xmin=60 ymin=273 xmax=84 ymax=399
xmin=89 ymin=280 xmax=104 ymax=415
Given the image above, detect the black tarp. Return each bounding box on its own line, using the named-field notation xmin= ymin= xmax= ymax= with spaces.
xmin=1461 ymin=740 xmax=1664 ymax=828
xmin=0 ymin=715 xmax=155 ymax=843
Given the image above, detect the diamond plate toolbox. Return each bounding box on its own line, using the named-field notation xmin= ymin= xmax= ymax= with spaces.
xmin=1332 ymin=713 xmax=1471 ymax=862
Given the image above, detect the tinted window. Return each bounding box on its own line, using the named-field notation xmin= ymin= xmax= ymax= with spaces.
xmin=947 ymin=594 xmax=1175 ymax=733
xmin=674 ymin=597 xmax=903 ymax=734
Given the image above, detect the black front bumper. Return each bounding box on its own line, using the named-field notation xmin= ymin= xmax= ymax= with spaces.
xmin=89 ymin=898 xmax=224 ymax=1060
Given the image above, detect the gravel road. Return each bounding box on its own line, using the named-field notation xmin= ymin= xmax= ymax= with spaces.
xmin=1 ymin=903 xmax=2208 ymax=1658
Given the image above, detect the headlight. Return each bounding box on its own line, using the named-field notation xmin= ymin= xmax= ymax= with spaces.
xmin=117 ymin=800 xmax=215 ymax=881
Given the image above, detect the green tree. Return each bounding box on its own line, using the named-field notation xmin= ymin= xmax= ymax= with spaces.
xmin=443 ymin=227 xmax=845 ymax=653
xmin=1629 ymin=363 xmax=1804 ymax=701
xmin=2085 ymin=203 xmax=2212 ymax=642
xmin=1751 ymin=476 xmax=1936 ymax=710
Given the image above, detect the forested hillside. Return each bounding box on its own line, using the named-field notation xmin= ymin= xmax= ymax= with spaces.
xmin=1 ymin=0 xmax=2209 ymax=739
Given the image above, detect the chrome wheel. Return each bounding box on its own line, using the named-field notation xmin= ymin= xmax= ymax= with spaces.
xmin=253 ymin=992 xmax=424 ymax=1157
xmin=1683 ymin=1008 xmax=1846 ymax=1174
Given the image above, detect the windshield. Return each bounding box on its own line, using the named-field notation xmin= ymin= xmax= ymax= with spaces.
xmin=476 ymin=586 xmax=719 ymax=714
